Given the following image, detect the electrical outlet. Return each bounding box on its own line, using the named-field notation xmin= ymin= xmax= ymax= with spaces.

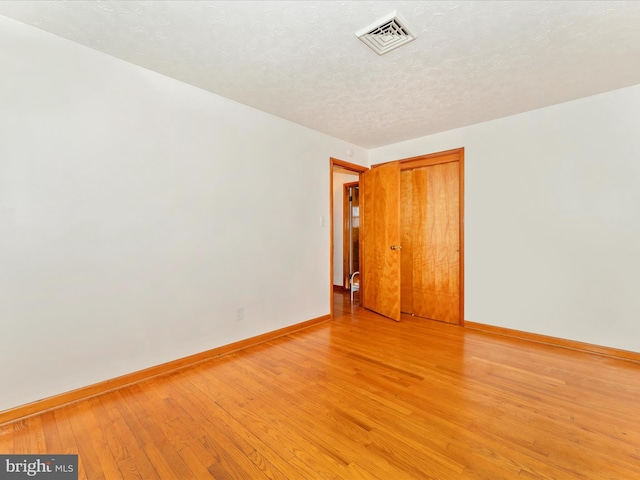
xmin=236 ymin=307 xmax=244 ymax=321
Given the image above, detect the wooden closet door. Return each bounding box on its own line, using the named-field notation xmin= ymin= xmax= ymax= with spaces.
xmin=400 ymin=162 xmax=460 ymax=323
xmin=361 ymin=161 xmax=401 ymax=321
xmin=400 ymin=170 xmax=414 ymax=314
xmin=413 ymin=162 xmax=460 ymax=324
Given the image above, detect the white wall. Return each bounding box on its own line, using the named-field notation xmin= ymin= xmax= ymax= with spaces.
xmin=0 ymin=16 xmax=367 ymax=412
xmin=371 ymin=84 xmax=640 ymax=353
xmin=332 ymin=171 xmax=359 ymax=286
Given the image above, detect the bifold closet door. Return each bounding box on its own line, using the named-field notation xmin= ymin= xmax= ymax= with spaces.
xmin=401 ymin=162 xmax=460 ymax=324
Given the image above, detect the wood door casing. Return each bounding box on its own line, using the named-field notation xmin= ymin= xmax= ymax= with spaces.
xmin=361 ymin=161 xmax=401 ymax=321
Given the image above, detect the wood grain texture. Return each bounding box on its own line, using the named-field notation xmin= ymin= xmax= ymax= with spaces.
xmin=374 ymin=148 xmax=464 ymax=325
xmin=403 ymin=148 xmax=464 ymax=326
xmin=361 ymin=161 xmax=401 ymax=321
xmin=409 ymin=166 xmax=430 ymax=319
xmin=422 ymin=162 xmax=460 ymax=323
xmin=373 ymin=147 xmax=462 ymax=171
xmin=1 ymin=291 xmax=639 ymax=479
xmin=401 ymin=163 xmax=460 ymax=324
xmin=400 ymin=170 xmax=413 ymax=314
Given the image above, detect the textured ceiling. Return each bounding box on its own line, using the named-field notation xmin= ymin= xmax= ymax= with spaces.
xmin=2 ymin=1 xmax=640 ymax=148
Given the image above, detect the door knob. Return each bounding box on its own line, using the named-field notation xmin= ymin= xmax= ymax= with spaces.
xmin=390 ymin=245 xmax=402 ymax=250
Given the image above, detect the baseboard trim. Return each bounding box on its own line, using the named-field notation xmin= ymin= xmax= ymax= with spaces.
xmin=465 ymin=321 xmax=640 ymax=363
xmin=0 ymin=314 xmax=331 ymax=426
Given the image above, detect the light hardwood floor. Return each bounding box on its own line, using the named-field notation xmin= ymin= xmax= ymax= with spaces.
xmin=1 ymin=292 xmax=639 ymax=479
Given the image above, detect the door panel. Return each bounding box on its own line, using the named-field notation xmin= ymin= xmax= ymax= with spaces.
xmin=419 ymin=162 xmax=460 ymax=323
xmin=361 ymin=162 xmax=401 ymax=321
xmin=400 ymin=162 xmax=460 ymax=324
xmin=400 ymin=170 xmax=414 ymax=314
xmin=408 ymin=167 xmax=428 ymax=317
xmin=362 ymin=154 xmax=461 ymax=324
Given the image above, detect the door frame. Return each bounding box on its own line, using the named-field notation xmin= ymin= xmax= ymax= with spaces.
xmin=330 ymin=158 xmax=368 ymax=318
xmin=372 ymin=147 xmax=465 ymax=325
xmin=330 ymin=147 xmax=464 ymax=325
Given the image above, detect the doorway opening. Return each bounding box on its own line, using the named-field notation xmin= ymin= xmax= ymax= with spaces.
xmin=343 ymin=182 xmax=360 ymax=290
xmin=330 ymin=158 xmax=368 ymax=318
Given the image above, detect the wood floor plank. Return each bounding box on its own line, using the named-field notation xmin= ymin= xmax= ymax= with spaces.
xmin=0 ymin=422 xmax=15 ymax=454
xmin=12 ymin=420 xmax=30 ymax=454
xmin=111 ymin=388 xmax=197 ymax=479
xmin=1 ymin=291 xmax=639 ymax=479
xmin=171 ymin=377 xmax=300 ymax=480
xmin=97 ymin=396 xmax=161 ymax=480
xmin=25 ymin=415 xmax=47 ymax=453
xmin=68 ymin=399 xmax=124 ymax=480
xmin=197 ymin=362 xmax=377 ymax=480
xmin=40 ymin=411 xmax=64 ymax=453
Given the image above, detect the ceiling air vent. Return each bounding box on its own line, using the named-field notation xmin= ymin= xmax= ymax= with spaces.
xmin=356 ymin=11 xmax=416 ymax=56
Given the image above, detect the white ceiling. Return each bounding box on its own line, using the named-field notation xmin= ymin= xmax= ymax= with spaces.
xmin=2 ymin=1 xmax=640 ymax=148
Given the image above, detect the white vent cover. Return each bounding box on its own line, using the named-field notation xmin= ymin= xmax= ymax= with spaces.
xmin=356 ymin=11 xmax=416 ymax=55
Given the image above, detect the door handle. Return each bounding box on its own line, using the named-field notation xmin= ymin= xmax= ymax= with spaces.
xmin=390 ymin=245 xmax=402 ymax=250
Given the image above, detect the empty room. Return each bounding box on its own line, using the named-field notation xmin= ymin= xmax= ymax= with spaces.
xmin=1 ymin=1 xmax=639 ymax=479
